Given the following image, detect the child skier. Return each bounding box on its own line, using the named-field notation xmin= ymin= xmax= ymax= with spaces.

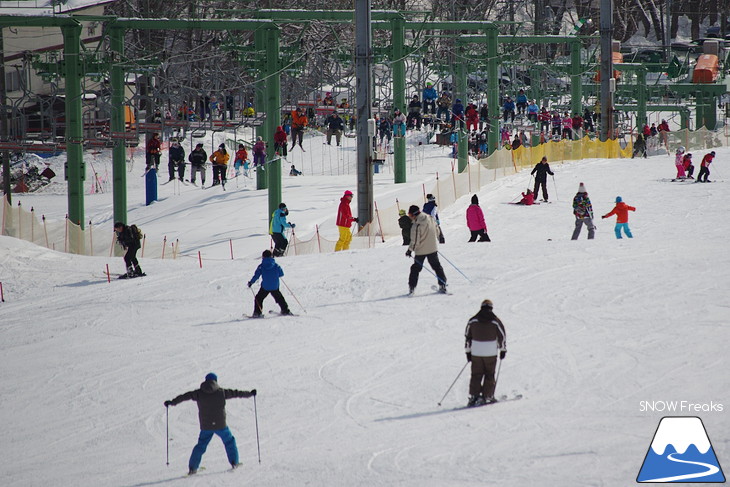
xmin=247 ymin=250 xmax=291 ymax=317
xmin=602 ymin=196 xmax=636 ymax=239
xmin=674 ymin=146 xmax=686 ymax=179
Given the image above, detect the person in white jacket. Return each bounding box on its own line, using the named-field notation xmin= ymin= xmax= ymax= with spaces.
xmin=405 ymin=205 xmax=447 ymax=294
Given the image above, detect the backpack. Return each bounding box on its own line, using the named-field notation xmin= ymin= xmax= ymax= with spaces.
xmin=130 ymin=224 xmax=143 ymax=240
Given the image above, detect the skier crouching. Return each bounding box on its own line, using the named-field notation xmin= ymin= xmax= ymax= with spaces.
xmin=113 ymin=222 xmax=144 ymax=278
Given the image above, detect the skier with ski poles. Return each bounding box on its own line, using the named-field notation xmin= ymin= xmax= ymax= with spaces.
xmin=247 ymin=249 xmax=292 ymax=317
xmin=164 ymin=373 xmax=256 ymax=475
xmin=464 ymin=299 xmax=506 ymax=407
xmin=405 ymin=205 xmax=447 ymax=294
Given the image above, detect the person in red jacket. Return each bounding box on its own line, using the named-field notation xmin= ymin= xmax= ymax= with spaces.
xmin=274 ymin=125 xmax=288 ymax=157
xmin=335 ymin=190 xmax=358 ymax=251
xmin=465 ymin=194 xmax=490 ymax=242
xmin=145 ymin=132 xmax=162 ymax=171
xmin=683 ymin=153 xmax=695 ymax=178
xmin=516 ymin=189 xmax=535 ymax=205
xmin=602 ymin=196 xmax=636 ymax=239
xmin=696 ymin=151 xmax=715 ymax=183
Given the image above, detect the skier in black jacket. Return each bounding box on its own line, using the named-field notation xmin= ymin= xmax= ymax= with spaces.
xmin=164 ymin=373 xmax=256 ymax=475
xmin=530 ymin=156 xmax=554 ymax=202
xmin=113 ymin=222 xmax=144 ymax=278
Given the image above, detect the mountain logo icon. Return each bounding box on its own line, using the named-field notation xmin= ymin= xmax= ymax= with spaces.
xmin=637 ymin=416 xmax=726 ymax=483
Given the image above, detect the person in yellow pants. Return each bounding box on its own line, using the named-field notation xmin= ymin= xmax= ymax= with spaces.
xmin=335 ymin=190 xmax=358 ymax=251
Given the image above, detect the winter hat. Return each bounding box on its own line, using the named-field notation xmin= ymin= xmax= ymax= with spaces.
xmin=408 ymin=205 xmax=420 ymax=216
xmin=471 ymin=194 xmax=479 ymax=204
xmin=426 ymin=194 xmax=435 ymax=202
xmin=279 ymin=202 xmax=287 ymax=209
xmin=256 ymin=136 xmax=262 ymax=141
xmin=219 ymin=143 xmax=225 ymax=149
xmin=398 ymin=209 xmax=406 ymax=216
xmin=205 ymin=373 xmax=218 ymax=382
xmin=344 ymin=190 xmax=353 ymax=196
xmin=578 ymin=182 xmax=587 ymax=193
xmin=481 ymin=299 xmax=493 ymax=309
xmin=238 ymin=144 xmax=244 ymax=149
xmin=196 ymin=143 xmax=204 ymax=148
xmin=262 ymin=249 xmax=273 ymax=258
xmin=615 ymin=196 xmax=623 ymax=203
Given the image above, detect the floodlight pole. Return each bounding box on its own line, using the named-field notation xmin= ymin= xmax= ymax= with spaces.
xmin=355 ymin=0 xmax=373 ymax=227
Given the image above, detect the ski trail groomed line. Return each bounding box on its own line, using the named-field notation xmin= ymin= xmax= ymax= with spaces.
xmin=640 ymin=452 xmax=720 ymax=482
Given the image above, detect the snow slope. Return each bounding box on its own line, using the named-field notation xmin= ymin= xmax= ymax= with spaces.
xmin=1 ymin=132 xmax=728 ymax=487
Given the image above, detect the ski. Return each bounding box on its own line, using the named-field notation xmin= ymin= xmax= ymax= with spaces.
xmin=268 ymin=310 xmax=297 ymax=317
xmin=430 ymin=285 xmax=452 ymax=295
xmin=454 ymin=393 xmax=523 ymax=411
xmin=118 ymin=273 xmax=146 ymax=279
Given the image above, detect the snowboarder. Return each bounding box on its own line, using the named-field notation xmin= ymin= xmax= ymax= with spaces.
xmin=405 ymin=205 xmax=447 ymax=294
xmin=530 ymin=156 xmax=554 ymax=202
xmin=188 ymin=143 xmax=207 ymax=186
xmin=571 ymin=182 xmax=595 ymax=240
xmin=168 ymin=138 xmax=185 ymax=182
xmin=163 ymin=373 xmax=256 ymax=475
xmin=696 ymin=151 xmax=715 ymax=183
xmin=465 ymin=194 xmax=490 ymax=242
xmin=270 ymin=203 xmax=295 ymax=257
xmin=602 ymin=196 xmax=636 ymax=239
xmin=209 ymin=144 xmax=229 ymax=187
xmin=335 ymin=190 xmax=358 ymax=251
xmin=464 ymin=299 xmax=506 ymax=407
xmin=113 ymin=222 xmax=144 ymax=278
xmin=422 ymin=194 xmax=445 ymax=244
xmin=247 ymin=250 xmax=292 ymax=317
xmin=398 ymin=209 xmax=412 ymax=246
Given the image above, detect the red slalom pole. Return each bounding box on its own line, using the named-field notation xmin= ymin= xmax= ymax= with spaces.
xmin=198 ymin=251 xmax=203 ymax=269
xmin=229 ymin=238 xmax=234 ymax=260
xmin=105 ymin=264 xmax=111 ymax=283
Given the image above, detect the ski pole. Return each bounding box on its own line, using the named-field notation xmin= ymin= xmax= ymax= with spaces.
xmin=253 ymin=394 xmax=261 ymax=464
xmin=551 ymin=174 xmax=559 ymax=201
xmin=280 ymin=278 xmax=306 ymax=313
xmin=166 ymin=405 xmax=170 ymax=466
xmin=437 ymin=361 xmax=469 ymax=406
xmin=494 ymin=356 xmax=503 ymax=396
xmin=438 ymin=251 xmax=472 ymax=283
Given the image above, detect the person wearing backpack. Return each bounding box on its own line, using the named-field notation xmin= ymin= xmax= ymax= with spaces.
xmin=113 ymin=222 xmax=145 ymax=278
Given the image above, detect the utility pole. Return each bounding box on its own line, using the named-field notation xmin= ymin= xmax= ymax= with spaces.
xmin=355 ymin=0 xmax=373 ymax=227
xmin=599 ymin=0 xmax=614 ymax=141
xmin=665 ymin=0 xmax=672 ymax=62
xmin=0 ymin=27 xmax=10 ymax=206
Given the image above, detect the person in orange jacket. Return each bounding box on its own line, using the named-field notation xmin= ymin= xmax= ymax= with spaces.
xmin=335 ymin=190 xmax=358 ymax=251
xmin=602 ymin=196 xmax=636 ymax=239
xmin=290 ymin=107 xmax=308 ymax=152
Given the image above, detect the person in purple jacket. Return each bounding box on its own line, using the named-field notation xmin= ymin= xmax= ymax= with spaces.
xmin=465 ymin=194 xmax=491 ymax=242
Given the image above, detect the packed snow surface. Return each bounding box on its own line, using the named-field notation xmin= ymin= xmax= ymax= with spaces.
xmin=1 ymin=133 xmax=728 ymax=487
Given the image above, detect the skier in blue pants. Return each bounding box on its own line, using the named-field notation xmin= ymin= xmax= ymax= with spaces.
xmin=164 ymin=373 xmax=256 ymax=475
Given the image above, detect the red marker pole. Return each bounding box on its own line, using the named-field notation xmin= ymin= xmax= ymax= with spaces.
xmin=198 ymin=251 xmax=203 ymax=269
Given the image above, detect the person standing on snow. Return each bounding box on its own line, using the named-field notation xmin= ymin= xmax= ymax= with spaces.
xmin=113 ymin=222 xmax=144 ymax=278
xmin=406 ymin=205 xmax=447 ymax=294
xmin=398 ymin=209 xmax=412 ymax=246
xmin=209 ymin=144 xmax=230 ymax=187
xmin=247 ymin=250 xmax=292 ymax=317
xmin=270 ymin=203 xmax=295 ymax=257
xmin=164 ymin=373 xmax=256 ymax=475
xmin=466 ymin=194 xmax=491 ymax=242
xmin=464 ymin=299 xmax=506 ymax=407
xmin=530 ymin=156 xmax=554 ymax=202
xmin=335 ymin=190 xmax=358 ymax=251
xmin=168 ymin=138 xmax=185 ymax=182
xmin=674 ymin=146 xmax=686 ymax=179
xmin=422 ymin=194 xmax=445 ymax=244
xmin=696 ymin=151 xmax=715 ymax=183
xmin=571 ymin=182 xmax=595 ymax=240
xmin=602 ymin=196 xmax=636 ymax=239
xmin=188 ymin=143 xmax=207 ymax=187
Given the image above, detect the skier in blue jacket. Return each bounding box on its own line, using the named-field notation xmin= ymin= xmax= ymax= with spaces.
xmin=269 ymin=202 xmax=295 ymax=257
xmin=422 ymin=82 xmax=438 ymax=114
xmin=247 ymin=250 xmax=291 ymax=317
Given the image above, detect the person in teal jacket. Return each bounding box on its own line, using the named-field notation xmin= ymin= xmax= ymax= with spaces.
xmin=269 ymin=202 xmax=295 ymax=257
xmin=247 ymin=250 xmax=291 ymax=317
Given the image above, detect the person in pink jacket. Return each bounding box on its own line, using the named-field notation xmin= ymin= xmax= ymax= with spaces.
xmin=465 ymin=194 xmax=491 ymax=242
